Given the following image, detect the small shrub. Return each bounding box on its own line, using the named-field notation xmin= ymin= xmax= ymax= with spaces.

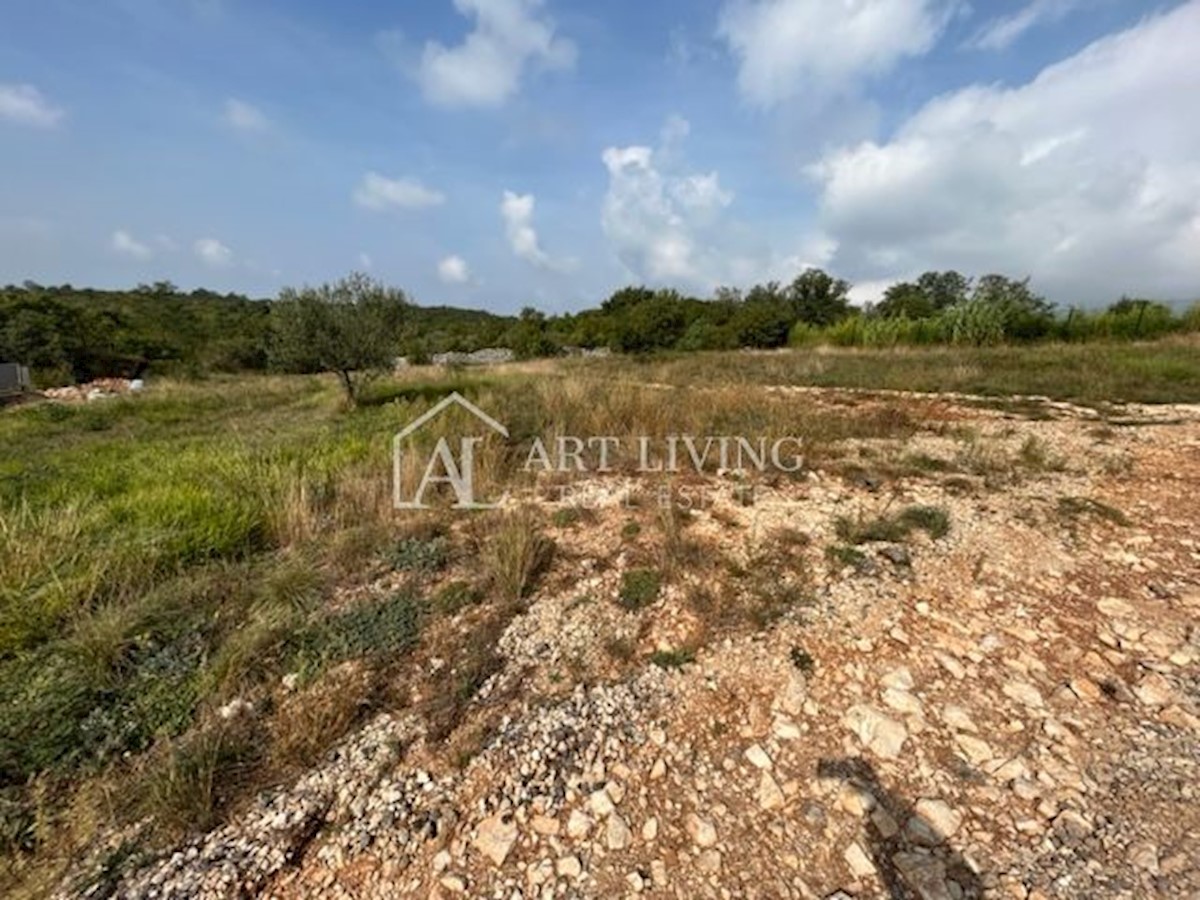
xmin=658 ymin=504 xmax=701 ymax=573
xmin=901 ymin=452 xmax=956 ymax=474
xmin=834 ymin=513 xmax=907 ymax=544
xmin=424 ymin=615 xmax=507 ymax=742
xmin=1057 ymin=496 xmax=1129 ymax=527
xmin=258 ymin=556 xmax=327 ymax=612
xmin=826 ymin=544 xmax=870 ymax=572
xmin=836 ymin=505 xmax=950 ymax=544
xmin=618 ymin=568 xmax=662 ymax=610
xmin=1018 ymin=435 xmax=1065 ymax=472
xmin=551 ymin=506 xmax=586 ymax=528
xmin=650 ymin=648 xmax=695 ymax=669
xmin=388 ymin=535 xmax=450 ymax=573
xmin=748 ymin=582 xmax=810 ymax=629
xmin=897 ymin=505 xmax=951 ymax=539
xmin=790 ymin=646 xmax=815 ymax=674
xmin=604 ymin=636 xmax=637 ymax=662
xmin=621 ymin=521 xmax=642 ymax=540
xmin=731 ymin=483 xmax=755 ymax=507
xmin=292 ymin=591 xmax=422 ymax=673
xmin=432 ymin=580 xmax=483 ymax=617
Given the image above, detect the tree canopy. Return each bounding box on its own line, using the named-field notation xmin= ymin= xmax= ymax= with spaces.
xmin=269 ymin=273 xmax=409 ymax=404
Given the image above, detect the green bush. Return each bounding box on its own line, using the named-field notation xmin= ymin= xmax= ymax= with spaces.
xmin=618 ymin=568 xmax=661 ymax=610
xmin=649 ymin=648 xmax=695 ymax=669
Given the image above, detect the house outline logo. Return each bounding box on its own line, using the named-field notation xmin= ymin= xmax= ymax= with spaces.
xmin=392 ymin=391 xmax=509 ymax=510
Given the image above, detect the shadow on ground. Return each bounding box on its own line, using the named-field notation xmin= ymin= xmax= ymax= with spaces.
xmin=818 ymin=756 xmax=984 ymax=899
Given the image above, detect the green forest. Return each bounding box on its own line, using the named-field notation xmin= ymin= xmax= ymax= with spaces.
xmin=2 ymin=271 xmax=1198 ymax=387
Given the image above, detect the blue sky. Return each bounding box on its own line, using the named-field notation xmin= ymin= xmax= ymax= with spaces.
xmin=2 ymin=0 xmax=1196 ymax=311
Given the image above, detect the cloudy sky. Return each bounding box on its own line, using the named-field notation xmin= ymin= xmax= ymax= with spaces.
xmin=1 ymin=0 xmax=1197 ymax=310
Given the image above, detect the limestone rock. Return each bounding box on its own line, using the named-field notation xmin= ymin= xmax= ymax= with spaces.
xmin=473 ymin=815 xmax=518 ymax=867
xmin=685 ymin=813 xmax=718 ymax=848
xmin=845 ymin=705 xmax=908 ymax=759
xmin=757 ymin=772 xmax=785 ymax=811
xmin=844 ymin=842 xmax=876 ymax=878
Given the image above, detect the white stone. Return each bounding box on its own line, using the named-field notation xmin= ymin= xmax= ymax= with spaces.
xmin=556 ymin=855 xmax=583 ymax=879
xmin=530 ymin=815 xmax=559 ymax=836
xmin=758 ymin=772 xmax=785 ymax=811
xmin=941 ymin=704 xmax=979 ymax=733
xmin=566 ymin=809 xmax=592 ymax=840
xmin=881 ymin=666 xmax=915 ymax=691
xmin=606 ymin=813 xmax=632 ymax=851
xmin=1002 ymin=681 xmax=1045 ymax=710
xmin=685 ymin=813 xmax=718 ymax=848
xmin=642 ymin=816 xmax=658 ymax=842
xmin=844 ymin=841 xmax=877 ymax=878
xmin=845 ymin=705 xmax=908 ymax=759
xmin=912 ymin=799 xmax=963 ymax=842
xmin=473 ymin=815 xmax=518 ymax=867
xmin=588 ymin=789 xmax=615 ymax=818
xmin=955 ymin=733 xmax=994 ymax=766
xmin=744 ymin=744 xmax=773 ymax=770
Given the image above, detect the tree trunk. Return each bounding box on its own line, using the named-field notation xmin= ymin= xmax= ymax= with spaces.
xmin=337 ymin=369 xmax=357 ymax=407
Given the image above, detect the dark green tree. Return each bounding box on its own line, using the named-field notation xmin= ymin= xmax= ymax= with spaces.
xmin=786 ymin=269 xmax=853 ymax=327
xmin=270 ymin=273 xmax=409 ymax=405
xmin=875 ymin=282 xmax=932 ymax=319
xmin=505 ymin=307 xmax=560 ymax=359
xmin=916 ymin=271 xmax=971 ymax=311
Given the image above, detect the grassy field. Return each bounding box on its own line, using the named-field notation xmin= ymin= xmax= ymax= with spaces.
xmin=0 ymin=363 xmax=923 ymax=892
xmin=2 ymin=338 xmax=1197 ymax=892
xmin=571 ymin=335 xmax=1200 ymax=405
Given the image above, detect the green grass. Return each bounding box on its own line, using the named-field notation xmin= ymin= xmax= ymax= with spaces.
xmin=826 ymin=544 xmax=871 ymax=571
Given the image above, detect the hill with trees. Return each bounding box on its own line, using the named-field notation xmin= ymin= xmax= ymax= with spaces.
xmin=2 ymin=271 xmax=1197 ymax=387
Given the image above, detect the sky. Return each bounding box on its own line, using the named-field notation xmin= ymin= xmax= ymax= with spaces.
xmin=1 ymin=0 xmax=1197 ymax=312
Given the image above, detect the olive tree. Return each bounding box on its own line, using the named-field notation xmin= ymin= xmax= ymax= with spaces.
xmin=270 ymin=273 xmax=409 ymax=405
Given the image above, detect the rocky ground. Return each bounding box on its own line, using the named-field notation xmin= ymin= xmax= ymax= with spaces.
xmin=62 ymin=388 xmax=1200 ymax=899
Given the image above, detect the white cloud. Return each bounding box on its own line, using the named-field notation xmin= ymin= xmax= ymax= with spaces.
xmin=194 ymin=237 xmax=233 ymax=267
xmin=717 ymin=0 xmax=955 ymax=107
xmin=418 ymin=0 xmax=576 ymax=108
xmin=601 ymin=117 xmax=831 ymax=289
xmin=0 ymin=83 xmax=64 ymax=127
xmin=808 ymin=1 xmax=1200 ymax=303
xmin=501 ymin=190 xmax=571 ymax=271
xmin=354 ymin=172 xmax=445 ymax=211
xmin=969 ymin=0 xmax=1087 ymax=51
xmin=358 ymin=252 xmax=374 ymax=270
xmin=110 ymin=229 xmax=153 ymax=260
xmin=223 ymin=98 xmax=270 ymax=132
xmin=438 ymin=254 xmax=472 ymax=284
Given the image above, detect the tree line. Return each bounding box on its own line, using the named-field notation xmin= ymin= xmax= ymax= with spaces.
xmin=3 ymin=271 xmax=1198 ymax=396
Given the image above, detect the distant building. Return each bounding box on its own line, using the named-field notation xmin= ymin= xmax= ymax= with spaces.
xmin=0 ymin=363 xmax=32 ymax=395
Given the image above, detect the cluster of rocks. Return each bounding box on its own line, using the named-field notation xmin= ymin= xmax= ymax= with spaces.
xmin=42 ymin=377 xmax=143 ymax=403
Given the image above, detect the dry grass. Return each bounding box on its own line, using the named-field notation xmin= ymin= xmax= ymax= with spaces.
xmin=477 ymin=508 xmax=554 ymax=602
xmin=269 ymin=666 xmax=376 ymax=771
